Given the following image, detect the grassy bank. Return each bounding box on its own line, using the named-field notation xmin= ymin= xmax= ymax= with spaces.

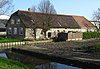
xmin=82 ymin=43 xmax=100 ymax=52
xmin=0 ymin=57 xmax=30 ymax=69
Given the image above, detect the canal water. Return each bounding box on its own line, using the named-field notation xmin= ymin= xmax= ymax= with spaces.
xmin=0 ymin=52 xmax=81 ymax=69
xmin=36 ymin=62 xmax=81 ymax=69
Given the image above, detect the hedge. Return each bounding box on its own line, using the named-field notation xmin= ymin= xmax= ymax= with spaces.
xmin=83 ymin=32 xmax=100 ymax=39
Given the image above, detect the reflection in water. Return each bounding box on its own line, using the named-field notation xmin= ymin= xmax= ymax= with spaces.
xmin=55 ymin=63 xmax=81 ymax=69
xmin=6 ymin=51 xmax=49 ymax=68
xmin=6 ymin=52 xmax=81 ymax=69
xmin=37 ymin=62 xmax=57 ymax=69
xmin=0 ymin=53 xmax=7 ymax=58
xmin=37 ymin=62 xmax=81 ymax=69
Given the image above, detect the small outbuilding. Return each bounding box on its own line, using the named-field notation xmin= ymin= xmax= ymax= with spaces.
xmin=0 ymin=19 xmax=7 ymax=37
xmin=54 ymin=32 xmax=83 ymax=41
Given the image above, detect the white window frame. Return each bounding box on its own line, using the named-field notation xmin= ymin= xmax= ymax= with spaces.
xmin=17 ymin=19 xmax=20 ymax=24
xmin=8 ymin=27 xmax=12 ymax=34
xmin=11 ymin=19 xmax=14 ymax=24
xmin=14 ymin=27 xmax=17 ymax=34
xmin=32 ymin=29 xmax=35 ymax=37
xmin=19 ymin=27 xmax=23 ymax=35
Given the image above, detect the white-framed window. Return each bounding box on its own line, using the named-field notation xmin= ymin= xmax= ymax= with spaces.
xmin=8 ymin=27 xmax=12 ymax=34
xmin=14 ymin=27 xmax=17 ymax=34
xmin=19 ymin=27 xmax=23 ymax=35
xmin=17 ymin=19 xmax=20 ymax=24
xmin=32 ymin=29 xmax=35 ymax=37
xmin=11 ymin=19 xmax=14 ymax=24
xmin=32 ymin=29 xmax=35 ymax=34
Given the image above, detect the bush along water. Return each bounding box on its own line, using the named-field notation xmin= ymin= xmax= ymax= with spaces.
xmin=83 ymin=32 xmax=100 ymax=39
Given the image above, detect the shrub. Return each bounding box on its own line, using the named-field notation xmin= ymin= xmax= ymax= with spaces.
xmin=83 ymin=32 xmax=100 ymax=39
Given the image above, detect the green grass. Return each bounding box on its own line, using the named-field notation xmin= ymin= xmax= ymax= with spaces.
xmin=0 ymin=38 xmax=22 ymax=43
xmin=0 ymin=57 xmax=30 ymax=69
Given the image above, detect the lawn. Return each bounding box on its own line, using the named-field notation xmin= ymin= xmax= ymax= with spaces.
xmin=0 ymin=57 xmax=30 ymax=69
xmin=0 ymin=38 xmax=22 ymax=43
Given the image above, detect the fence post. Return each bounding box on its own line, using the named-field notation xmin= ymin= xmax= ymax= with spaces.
xmin=15 ymin=42 xmax=16 ymax=47
xmin=12 ymin=42 xmax=14 ymax=47
xmin=7 ymin=43 xmax=9 ymax=49
xmin=20 ymin=42 xmax=21 ymax=46
xmin=3 ymin=43 xmax=4 ymax=49
xmin=1 ymin=43 xmax=2 ymax=49
xmin=11 ymin=42 xmax=12 ymax=48
xmin=0 ymin=43 xmax=1 ymax=49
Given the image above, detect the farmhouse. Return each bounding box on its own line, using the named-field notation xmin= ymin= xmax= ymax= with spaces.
xmin=6 ymin=10 xmax=96 ymax=39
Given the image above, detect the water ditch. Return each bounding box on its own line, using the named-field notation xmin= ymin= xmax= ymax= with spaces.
xmin=0 ymin=49 xmax=100 ymax=69
xmin=0 ymin=50 xmax=81 ymax=69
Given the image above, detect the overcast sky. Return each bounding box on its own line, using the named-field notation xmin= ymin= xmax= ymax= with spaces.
xmin=12 ymin=0 xmax=100 ymax=20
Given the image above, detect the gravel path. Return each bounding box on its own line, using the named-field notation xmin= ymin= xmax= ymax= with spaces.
xmin=34 ymin=39 xmax=100 ymax=51
xmin=31 ymin=39 xmax=100 ymax=60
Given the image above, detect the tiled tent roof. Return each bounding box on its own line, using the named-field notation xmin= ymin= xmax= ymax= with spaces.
xmin=16 ymin=10 xmax=81 ymax=28
xmin=73 ymin=16 xmax=96 ymax=29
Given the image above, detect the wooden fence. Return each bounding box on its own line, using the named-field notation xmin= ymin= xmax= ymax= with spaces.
xmin=0 ymin=41 xmax=31 ymax=50
xmin=68 ymin=32 xmax=83 ymax=41
xmin=56 ymin=32 xmax=83 ymax=41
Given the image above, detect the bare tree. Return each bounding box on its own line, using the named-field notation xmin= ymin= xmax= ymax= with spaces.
xmin=38 ymin=0 xmax=56 ymax=38
xmin=93 ymin=8 xmax=100 ymax=31
xmin=0 ymin=0 xmax=14 ymax=15
xmin=31 ymin=5 xmax=36 ymax=12
xmin=38 ymin=0 xmax=56 ymax=14
xmin=31 ymin=0 xmax=56 ymax=38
